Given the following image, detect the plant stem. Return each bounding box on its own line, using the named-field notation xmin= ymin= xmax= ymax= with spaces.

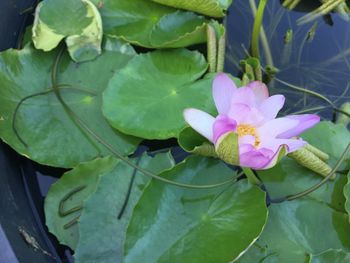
xmin=216 ymin=34 xmax=226 ymax=72
xmin=251 ymin=0 xmax=268 ymax=59
xmin=271 ymin=143 xmax=350 ymax=203
xmin=242 ymin=167 xmax=261 ymax=185
xmin=207 ymin=25 xmax=217 ymax=73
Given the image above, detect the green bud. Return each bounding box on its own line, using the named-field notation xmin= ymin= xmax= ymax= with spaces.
xmin=304 ymin=144 xmax=329 ymax=161
xmin=288 ymin=146 xmax=334 ymax=179
xmin=336 ymin=102 xmax=350 ymax=127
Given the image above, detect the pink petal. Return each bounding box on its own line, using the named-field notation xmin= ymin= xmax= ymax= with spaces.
xmin=247 ymin=81 xmax=269 ymax=104
xmin=183 ymin=108 xmax=215 ymax=142
xmin=260 ymin=138 xmax=307 ymax=153
xmin=277 ymin=114 xmax=320 ymax=139
xmin=231 ymin=87 xmax=256 ymax=107
xmin=239 ymin=135 xmax=256 ymax=145
xmin=259 ymin=95 xmax=285 ymax=121
xmin=259 ymin=145 xmax=287 ymax=170
xmin=239 ymin=143 xmax=254 ymax=154
xmin=212 ymin=115 xmax=237 ymax=143
xmin=258 ymin=117 xmax=299 ymax=139
xmin=243 ymin=107 xmax=265 ymax=125
xmin=239 ymin=148 xmax=274 ymax=170
xmin=213 ymin=73 xmax=237 ymax=114
xmin=227 ymin=103 xmax=251 ymax=124
xmin=227 ymin=104 xmax=265 ymax=125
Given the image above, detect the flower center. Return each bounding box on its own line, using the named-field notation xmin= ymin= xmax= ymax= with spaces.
xmin=236 ymin=124 xmax=260 ymax=147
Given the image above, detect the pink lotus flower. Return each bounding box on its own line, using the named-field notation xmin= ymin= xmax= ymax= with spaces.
xmin=183 ymin=73 xmax=320 ymax=170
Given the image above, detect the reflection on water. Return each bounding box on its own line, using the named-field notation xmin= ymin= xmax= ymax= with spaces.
xmin=224 ymin=0 xmax=350 ymax=119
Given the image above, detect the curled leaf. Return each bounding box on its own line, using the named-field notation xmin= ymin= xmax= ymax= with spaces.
xmin=32 ymin=0 xmax=102 ymax=62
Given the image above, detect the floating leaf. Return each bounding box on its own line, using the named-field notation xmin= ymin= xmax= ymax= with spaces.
xmin=151 ymin=0 xmax=232 ymax=18
xmin=310 ymin=249 xmax=350 ymax=263
xmin=238 ymin=199 xmax=350 ymax=262
xmin=96 ymin=0 xmax=208 ymax=48
xmin=344 ymin=171 xmax=350 ymax=223
xmin=0 ymin=39 xmax=140 ymax=168
xmin=103 ymin=49 xmax=216 ymax=140
xmin=45 ymin=157 xmax=117 ymax=249
xmin=125 ymin=156 xmax=268 ymax=263
xmin=258 ymin=122 xmax=350 ymax=211
xmin=32 ymin=0 xmax=102 ymax=62
xmin=74 ymin=152 xmax=175 ymax=263
xmin=149 ymin=11 xmax=208 ymax=48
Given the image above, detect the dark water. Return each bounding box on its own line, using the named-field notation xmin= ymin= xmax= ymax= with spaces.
xmin=224 ymin=0 xmax=350 ymax=120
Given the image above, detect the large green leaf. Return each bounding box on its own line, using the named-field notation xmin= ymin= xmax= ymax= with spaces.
xmin=95 ymin=0 xmax=208 ymax=48
xmin=0 ymin=39 xmax=140 ymax=168
xmin=258 ymin=122 xmax=350 ymax=211
xmin=310 ymin=249 xmax=350 ymax=263
xmin=102 ymin=49 xmax=216 ymax=140
xmin=74 ymin=152 xmax=175 ymax=263
xmin=45 ymin=157 xmax=117 ymax=249
xmin=238 ymin=199 xmax=350 ymax=263
xmin=45 ymin=152 xmax=174 ymax=251
xmin=33 ymin=0 xmax=103 ymax=62
xmin=125 ymin=156 xmax=268 ymax=263
xmin=149 ymin=11 xmax=208 ymax=48
xmin=151 ymin=0 xmax=232 ymax=18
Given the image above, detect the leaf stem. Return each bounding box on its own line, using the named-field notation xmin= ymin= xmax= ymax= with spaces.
xmin=271 ymin=143 xmax=350 ymax=203
xmin=242 ymin=167 xmax=261 ymax=186
xmin=251 ymin=0 xmax=268 ymax=59
xmin=117 ymin=157 xmax=141 ymax=219
xmin=12 ymin=89 xmax=55 ymax=147
xmin=216 ymin=33 xmax=226 ymax=72
xmin=207 ymin=25 xmax=217 ymax=73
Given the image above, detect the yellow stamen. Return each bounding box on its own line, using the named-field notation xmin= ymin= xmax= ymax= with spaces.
xmin=236 ymin=124 xmax=260 ymax=147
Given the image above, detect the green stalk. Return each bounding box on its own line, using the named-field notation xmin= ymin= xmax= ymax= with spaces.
xmin=242 ymin=167 xmax=262 ymax=186
xmin=271 ymin=143 xmax=350 ymax=203
xmin=286 ymin=143 xmax=350 ymax=201
xmin=207 ymin=25 xmax=217 ymax=73
xmin=216 ymin=34 xmax=226 ymax=72
xmin=251 ymin=0 xmax=268 ymax=59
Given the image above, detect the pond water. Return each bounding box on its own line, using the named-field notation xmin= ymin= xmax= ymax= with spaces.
xmin=15 ymin=1 xmax=350 ymax=262
xmin=225 ymin=0 xmax=350 ymax=120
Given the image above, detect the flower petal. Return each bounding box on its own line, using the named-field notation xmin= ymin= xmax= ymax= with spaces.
xmin=239 ymin=148 xmax=274 ymax=170
xmin=247 ymin=81 xmax=269 ymax=104
xmin=258 ymin=117 xmax=299 ymax=139
xmin=260 ymin=138 xmax=307 ymax=153
xmin=228 ymin=103 xmax=264 ymax=125
xmin=183 ymin=108 xmax=215 ymax=142
xmin=231 ymin=87 xmax=256 ymax=107
xmin=227 ymin=103 xmax=251 ymax=124
xmin=259 ymin=145 xmax=287 ymax=170
xmin=277 ymin=114 xmax=320 ymax=139
xmin=213 ymin=73 xmax=237 ymax=114
xmin=212 ymin=115 xmax=237 ymax=143
xmin=239 ymin=135 xmax=256 ymax=146
xmin=259 ymin=95 xmax=285 ymax=121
